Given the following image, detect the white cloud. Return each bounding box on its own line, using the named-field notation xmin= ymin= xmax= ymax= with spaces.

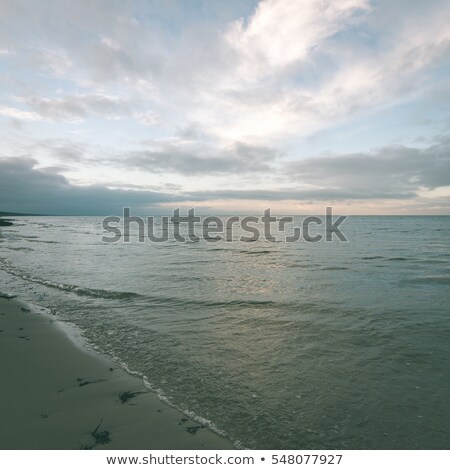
xmin=30 ymin=47 xmax=73 ymax=77
xmin=137 ymin=111 xmax=161 ymax=126
xmin=25 ymin=94 xmax=130 ymax=122
xmin=0 ymin=106 xmax=40 ymax=121
xmin=225 ymin=0 xmax=370 ymax=82
xmin=195 ymin=0 xmax=450 ymax=142
xmin=3 ymin=0 xmax=449 ymax=143
xmin=99 ymin=35 xmax=122 ymax=51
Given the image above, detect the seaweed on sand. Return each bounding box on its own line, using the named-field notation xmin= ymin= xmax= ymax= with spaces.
xmin=77 ymin=377 xmax=106 ymax=387
xmin=118 ymin=390 xmax=147 ymax=403
xmin=91 ymin=419 xmax=111 ymax=445
xmin=186 ymin=425 xmax=205 ymax=435
xmin=79 ymin=419 xmax=111 ymax=449
xmin=79 ymin=443 xmax=95 ymax=450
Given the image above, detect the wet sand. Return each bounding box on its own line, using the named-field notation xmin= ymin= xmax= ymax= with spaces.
xmin=0 ymin=296 xmax=234 ymax=450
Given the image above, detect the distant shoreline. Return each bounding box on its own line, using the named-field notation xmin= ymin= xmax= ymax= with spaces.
xmin=0 ymin=212 xmax=47 ymax=217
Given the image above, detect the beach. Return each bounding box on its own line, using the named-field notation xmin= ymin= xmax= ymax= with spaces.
xmin=1 ymin=215 xmax=449 ymax=449
xmin=0 ymin=296 xmax=233 ymax=450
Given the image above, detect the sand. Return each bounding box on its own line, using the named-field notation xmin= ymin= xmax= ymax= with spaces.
xmin=0 ymin=296 xmax=234 ymax=450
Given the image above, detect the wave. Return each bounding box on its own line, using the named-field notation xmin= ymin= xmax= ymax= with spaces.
xmin=361 ymin=256 xmax=414 ymax=262
xmin=0 ymin=291 xmax=17 ymax=299
xmin=416 ymin=258 xmax=449 ymax=265
xmin=0 ymin=257 xmax=300 ymax=311
xmin=142 ymin=296 xmax=302 ymax=311
xmin=403 ymin=276 xmax=450 ymax=286
xmin=6 ymin=246 xmax=34 ymax=252
xmin=0 ymin=258 xmax=142 ymax=300
xmin=321 ymin=266 xmax=349 ymax=271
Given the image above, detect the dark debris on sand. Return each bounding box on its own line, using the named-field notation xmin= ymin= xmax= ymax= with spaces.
xmin=79 ymin=443 xmax=95 ymax=450
xmin=80 ymin=419 xmax=112 ymax=449
xmin=118 ymin=390 xmax=146 ymax=404
xmin=92 ymin=420 xmax=111 ymax=445
xmin=186 ymin=425 xmax=205 ymax=435
xmin=77 ymin=378 xmax=106 ymax=387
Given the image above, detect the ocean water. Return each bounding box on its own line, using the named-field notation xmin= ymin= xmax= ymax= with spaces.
xmin=0 ymin=215 xmax=449 ymax=449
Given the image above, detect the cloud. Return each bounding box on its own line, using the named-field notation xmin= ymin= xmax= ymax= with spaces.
xmin=225 ymin=0 xmax=370 ymax=81
xmin=20 ymin=137 xmax=279 ymax=176
xmin=2 ymin=0 xmax=449 ymax=142
xmin=29 ymin=47 xmax=73 ymax=77
xmin=198 ymin=0 xmax=450 ymax=141
xmin=2 ymin=93 xmax=161 ymax=124
xmin=287 ymin=139 xmax=450 ymax=196
xmin=137 ymin=111 xmax=161 ymax=126
xmin=24 ymin=94 xmax=132 ymax=122
xmin=80 ymin=30 xmax=163 ymax=85
xmin=112 ymin=140 xmax=279 ymax=175
xmin=0 ymin=106 xmax=40 ymax=121
xmin=0 ymin=0 xmax=449 ymax=214
xmin=33 ymin=139 xmax=89 ymax=162
xmin=0 ymin=156 xmax=180 ymax=215
xmin=185 ymin=188 xmax=414 ymax=202
xmin=2 ymin=138 xmax=449 ymax=216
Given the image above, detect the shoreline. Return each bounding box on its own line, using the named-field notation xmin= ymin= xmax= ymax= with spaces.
xmin=0 ymin=296 xmax=234 ymax=450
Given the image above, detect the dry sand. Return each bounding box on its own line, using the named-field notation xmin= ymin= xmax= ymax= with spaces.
xmin=0 ymin=296 xmax=234 ymax=450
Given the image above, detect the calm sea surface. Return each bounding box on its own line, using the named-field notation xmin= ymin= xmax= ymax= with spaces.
xmin=1 ymin=216 xmax=449 ymax=449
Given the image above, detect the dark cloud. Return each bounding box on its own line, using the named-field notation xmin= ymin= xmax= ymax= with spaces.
xmin=286 ymin=139 xmax=450 ymax=196
xmin=1 ymin=138 xmax=449 ymax=215
xmin=117 ymin=141 xmax=279 ymax=175
xmin=0 ymin=156 xmax=180 ymax=215
xmin=185 ymin=188 xmax=415 ymax=201
xmin=27 ymin=138 xmax=279 ymax=175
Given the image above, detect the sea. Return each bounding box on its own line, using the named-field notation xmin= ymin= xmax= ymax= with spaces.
xmin=0 ymin=215 xmax=449 ymax=449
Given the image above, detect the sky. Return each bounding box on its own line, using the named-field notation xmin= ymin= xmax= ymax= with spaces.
xmin=0 ymin=0 xmax=449 ymax=215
